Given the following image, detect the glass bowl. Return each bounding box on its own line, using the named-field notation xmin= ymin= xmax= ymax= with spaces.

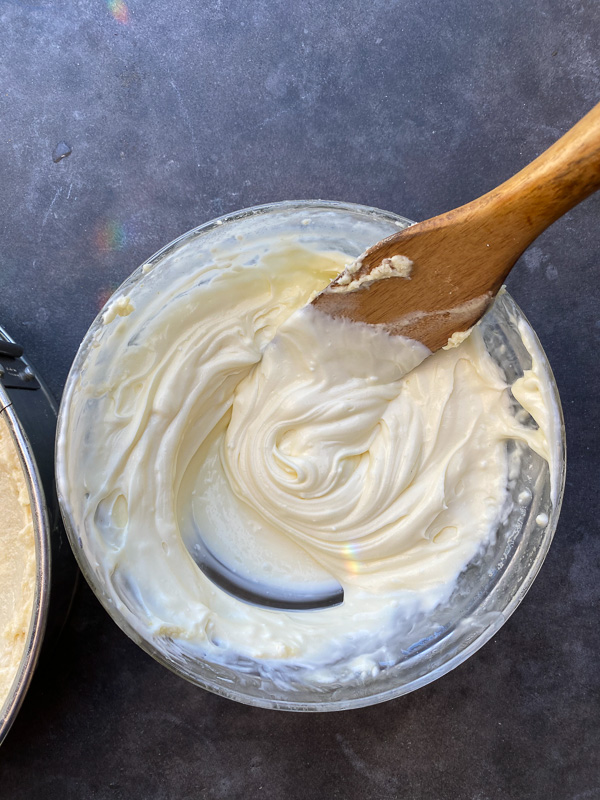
xmin=56 ymin=201 xmax=566 ymax=711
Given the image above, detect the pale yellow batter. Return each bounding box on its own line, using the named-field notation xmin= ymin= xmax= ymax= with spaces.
xmin=0 ymin=415 xmax=35 ymax=708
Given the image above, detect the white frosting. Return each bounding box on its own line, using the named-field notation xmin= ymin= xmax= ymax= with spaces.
xmin=328 ymin=254 xmax=412 ymax=292
xmin=57 ymin=235 xmax=557 ymax=676
xmin=510 ymin=318 xmax=560 ymax=506
xmin=102 ymin=295 xmax=135 ymax=324
xmin=443 ymin=327 xmax=473 ymax=350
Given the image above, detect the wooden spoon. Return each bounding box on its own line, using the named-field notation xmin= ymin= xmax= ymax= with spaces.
xmin=312 ymin=102 xmax=600 ymax=351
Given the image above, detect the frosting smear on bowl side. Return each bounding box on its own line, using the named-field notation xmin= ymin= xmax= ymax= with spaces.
xmin=58 ymin=236 xmax=556 ymax=674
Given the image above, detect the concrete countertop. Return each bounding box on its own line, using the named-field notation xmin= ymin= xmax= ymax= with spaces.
xmin=0 ymin=1 xmax=598 ymax=797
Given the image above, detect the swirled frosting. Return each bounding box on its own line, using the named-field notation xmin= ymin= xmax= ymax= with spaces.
xmin=58 ymin=230 xmax=556 ymax=674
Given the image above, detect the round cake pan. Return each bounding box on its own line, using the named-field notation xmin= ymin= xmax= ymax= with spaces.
xmin=0 ymin=327 xmax=78 ymax=746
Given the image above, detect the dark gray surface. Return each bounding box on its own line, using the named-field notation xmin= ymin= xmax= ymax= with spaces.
xmin=0 ymin=0 xmax=599 ymax=797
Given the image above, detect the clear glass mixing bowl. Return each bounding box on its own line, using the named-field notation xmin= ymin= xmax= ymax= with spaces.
xmin=56 ymin=201 xmax=566 ymax=711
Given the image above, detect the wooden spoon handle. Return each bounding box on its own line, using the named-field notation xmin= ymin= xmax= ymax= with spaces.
xmin=312 ymin=102 xmax=600 ymax=353
xmin=472 ymin=101 xmax=600 ymax=256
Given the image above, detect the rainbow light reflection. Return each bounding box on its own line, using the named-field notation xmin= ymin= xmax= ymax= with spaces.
xmin=95 ymin=220 xmax=128 ymax=252
xmin=341 ymin=542 xmax=362 ymax=574
xmin=107 ymin=0 xmax=129 ymax=24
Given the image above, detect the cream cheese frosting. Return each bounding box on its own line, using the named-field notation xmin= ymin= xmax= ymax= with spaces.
xmin=329 ymin=253 xmax=413 ymax=292
xmin=0 ymin=415 xmax=35 ymax=708
xmin=58 ymin=231 xmax=558 ymax=678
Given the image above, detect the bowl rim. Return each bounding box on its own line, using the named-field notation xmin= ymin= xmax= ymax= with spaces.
xmin=55 ymin=199 xmax=567 ymax=711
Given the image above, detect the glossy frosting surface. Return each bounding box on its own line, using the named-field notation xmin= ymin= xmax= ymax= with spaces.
xmin=58 ymin=231 xmax=556 ymax=674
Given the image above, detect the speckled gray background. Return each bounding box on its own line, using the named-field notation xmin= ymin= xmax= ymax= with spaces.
xmin=0 ymin=0 xmax=599 ymax=798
